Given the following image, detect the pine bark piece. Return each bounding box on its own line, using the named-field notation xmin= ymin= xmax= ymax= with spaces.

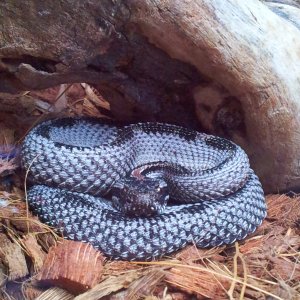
xmin=165 ymin=265 xmax=230 ymax=299
xmin=0 ymin=233 xmax=29 ymax=280
xmin=22 ymin=234 xmax=46 ymax=273
xmin=36 ymin=241 xmax=104 ymax=295
xmin=36 ymin=232 xmax=60 ymax=252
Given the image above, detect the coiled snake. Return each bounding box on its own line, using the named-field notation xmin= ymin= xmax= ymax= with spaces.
xmin=22 ymin=117 xmax=266 ymax=260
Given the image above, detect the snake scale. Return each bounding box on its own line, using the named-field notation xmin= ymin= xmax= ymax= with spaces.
xmin=21 ymin=117 xmax=267 ymax=260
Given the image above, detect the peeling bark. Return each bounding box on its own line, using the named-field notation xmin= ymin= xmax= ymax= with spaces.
xmin=0 ymin=0 xmax=300 ymax=192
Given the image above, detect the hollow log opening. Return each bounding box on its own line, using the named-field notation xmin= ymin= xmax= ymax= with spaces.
xmin=1 ymin=0 xmax=300 ymax=193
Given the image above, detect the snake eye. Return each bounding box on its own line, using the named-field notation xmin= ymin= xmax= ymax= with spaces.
xmin=156 ymin=187 xmax=161 ymax=193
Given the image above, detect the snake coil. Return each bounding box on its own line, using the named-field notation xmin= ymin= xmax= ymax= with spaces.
xmin=22 ymin=117 xmax=267 ymax=260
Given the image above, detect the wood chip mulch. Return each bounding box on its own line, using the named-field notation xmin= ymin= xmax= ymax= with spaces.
xmin=0 ymin=85 xmax=299 ymax=300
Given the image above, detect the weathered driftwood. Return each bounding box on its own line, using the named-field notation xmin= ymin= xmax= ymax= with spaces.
xmin=0 ymin=0 xmax=300 ymax=192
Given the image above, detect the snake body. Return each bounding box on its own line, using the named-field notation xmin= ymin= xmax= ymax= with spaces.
xmin=22 ymin=117 xmax=267 ymax=260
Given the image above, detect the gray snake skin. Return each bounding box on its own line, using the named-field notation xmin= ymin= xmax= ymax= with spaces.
xmin=22 ymin=118 xmax=267 ymax=260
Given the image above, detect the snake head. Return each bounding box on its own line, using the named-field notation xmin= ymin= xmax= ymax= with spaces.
xmin=111 ymin=177 xmax=169 ymax=217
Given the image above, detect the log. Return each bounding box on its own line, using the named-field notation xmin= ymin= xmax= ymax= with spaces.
xmin=127 ymin=0 xmax=300 ymax=192
xmin=0 ymin=0 xmax=300 ymax=192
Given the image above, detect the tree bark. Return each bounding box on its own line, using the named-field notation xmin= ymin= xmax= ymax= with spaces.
xmin=0 ymin=0 xmax=300 ymax=193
